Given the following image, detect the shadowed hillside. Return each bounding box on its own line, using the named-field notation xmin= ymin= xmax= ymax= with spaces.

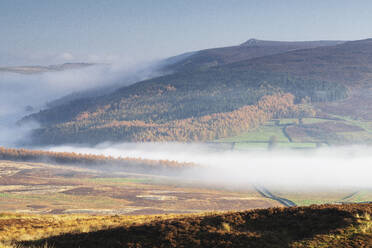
xmin=226 ymin=39 xmax=372 ymax=87
xmin=166 ymin=39 xmax=344 ymax=73
xmin=15 ymin=203 xmax=372 ymax=248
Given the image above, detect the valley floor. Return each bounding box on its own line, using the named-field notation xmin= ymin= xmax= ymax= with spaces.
xmin=0 ymin=160 xmax=278 ymax=215
xmin=1 ymin=148 xmax=372 ymax=247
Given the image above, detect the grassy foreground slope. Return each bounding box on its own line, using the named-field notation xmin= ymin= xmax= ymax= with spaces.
xmin=5 ymin=203 xmax=371 ymax=248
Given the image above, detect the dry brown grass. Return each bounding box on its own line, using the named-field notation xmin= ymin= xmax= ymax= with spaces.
xmin=3 ymin=204 xmax=372 ymax=248
xmin=0 ymin=212 xmax=205 ymax=247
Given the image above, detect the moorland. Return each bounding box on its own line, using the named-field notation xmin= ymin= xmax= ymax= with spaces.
xmin=3 ymin=38 xmax=372 ymax=247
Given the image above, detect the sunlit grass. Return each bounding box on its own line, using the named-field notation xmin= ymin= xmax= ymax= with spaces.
xmin=3 ymin=205 xmax=372 ymax=248
xmin=0 ymin=212 xmax=198 ymax=247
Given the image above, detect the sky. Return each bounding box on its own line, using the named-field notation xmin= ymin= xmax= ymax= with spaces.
xmin=1 ymin=0 xmax=372 ymax=65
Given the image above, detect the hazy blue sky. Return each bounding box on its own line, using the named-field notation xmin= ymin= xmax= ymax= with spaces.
xmin=1 ymin=0 xmax=371 ymax=65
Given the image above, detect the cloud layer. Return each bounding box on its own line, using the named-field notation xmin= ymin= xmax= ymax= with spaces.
xmin=47 ymin=142 xmax=372 ymax=189
xmin=0 ymin=61 xmax=164 ymax=146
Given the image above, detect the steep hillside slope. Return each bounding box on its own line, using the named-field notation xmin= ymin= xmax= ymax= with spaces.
xmin=26 ymin=93 xmax=316 ymax=144
xmin=23 ymin=39 xmax=372 ymax=145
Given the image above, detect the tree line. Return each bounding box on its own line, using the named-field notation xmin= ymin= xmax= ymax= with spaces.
xmin=0 ymin=147 xmax=194 ymax=174
xmin=32 ymin=93 xmax=315 ymax=144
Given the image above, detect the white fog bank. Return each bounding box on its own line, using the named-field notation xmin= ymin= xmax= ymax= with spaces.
xmin=47 ymin=143 xmax=372 ymax=189
xmin=0 ymin=61 xmax=164 ymax=146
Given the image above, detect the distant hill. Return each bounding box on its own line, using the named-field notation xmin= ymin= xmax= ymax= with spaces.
xmin=22 ymin=38 xmax=372 ymax=145
xmin=0 ymin=62 xmax=95 ymax=74
xmin=165 ymin=39 xmax=345 ymax=73
xmin=224 ymin=38 xmax=372 ymax=87
xmin=240 ymin=38 xmax=344 ymax=47
xmin=19 ymin=203 xmax=372 ymax=248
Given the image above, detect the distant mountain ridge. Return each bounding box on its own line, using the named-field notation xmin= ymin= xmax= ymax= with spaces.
xmin=225 ymin=38 xmax=372 ymax=86
xmin=166 ymin=39 xmax=345 ymax=73
xmin=240 ymin=38 xmax=345 ymax=47
xmin=0 ymin=62 xmax=96 ymax=74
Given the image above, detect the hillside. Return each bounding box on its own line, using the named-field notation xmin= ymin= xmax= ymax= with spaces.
xmin=225 ymin=39 xmax=372 ymax=87
xmin=26 ymin=93 xmax=317 ymax=144
xmin=165 ymin=39 xmax=344 ymax=73
xmin=5 ymin=203 xmax=372 ymax=248
xmin=22 ymin=39 xmax=372 ymax=145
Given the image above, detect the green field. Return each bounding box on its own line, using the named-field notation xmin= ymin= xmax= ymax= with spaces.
xmin=234 ymin=142 xmax=317 ymax=149
xmin=320 ymin=115 xmax=372 ymax=144
xmin=278 ymin=117 xmax=329 ymax=125
xmin=345 ymin=191 xmax=372 ymax=203
xmin=218 ymin=121 xmax=289 ymax=143
xmin=215 ymin=118 xmax=321 ymax=149
xmin=215 ymin=115 xmax=372 ymax=149
xmin=270 ymin=189 xmax=372 ymax=206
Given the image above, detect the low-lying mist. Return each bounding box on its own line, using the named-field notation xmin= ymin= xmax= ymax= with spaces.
xmin=0 ymin=60 xmax=165 ymax=146
xmin=46 ymin=142 xmax=372 ymax=189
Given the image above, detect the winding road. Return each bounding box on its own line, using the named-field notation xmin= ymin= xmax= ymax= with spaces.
xmin=255 ymin=185 xmax=297 ymax=207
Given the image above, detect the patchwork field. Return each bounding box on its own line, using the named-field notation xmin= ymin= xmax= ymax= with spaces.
xmin=216 ymin=113 xmax=372 ymax=148
xmin=0 ymin=160 xmax=279 ymax=215
xmin=317 ymin=88 xmax=372 ymax=121
xmin=216 ymin=118 xmax=321 ymax=149
xmin=1 ymin=156 xmax=371 ymax=214
xmin=214 ymin=89 xmax=372 ymax=148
